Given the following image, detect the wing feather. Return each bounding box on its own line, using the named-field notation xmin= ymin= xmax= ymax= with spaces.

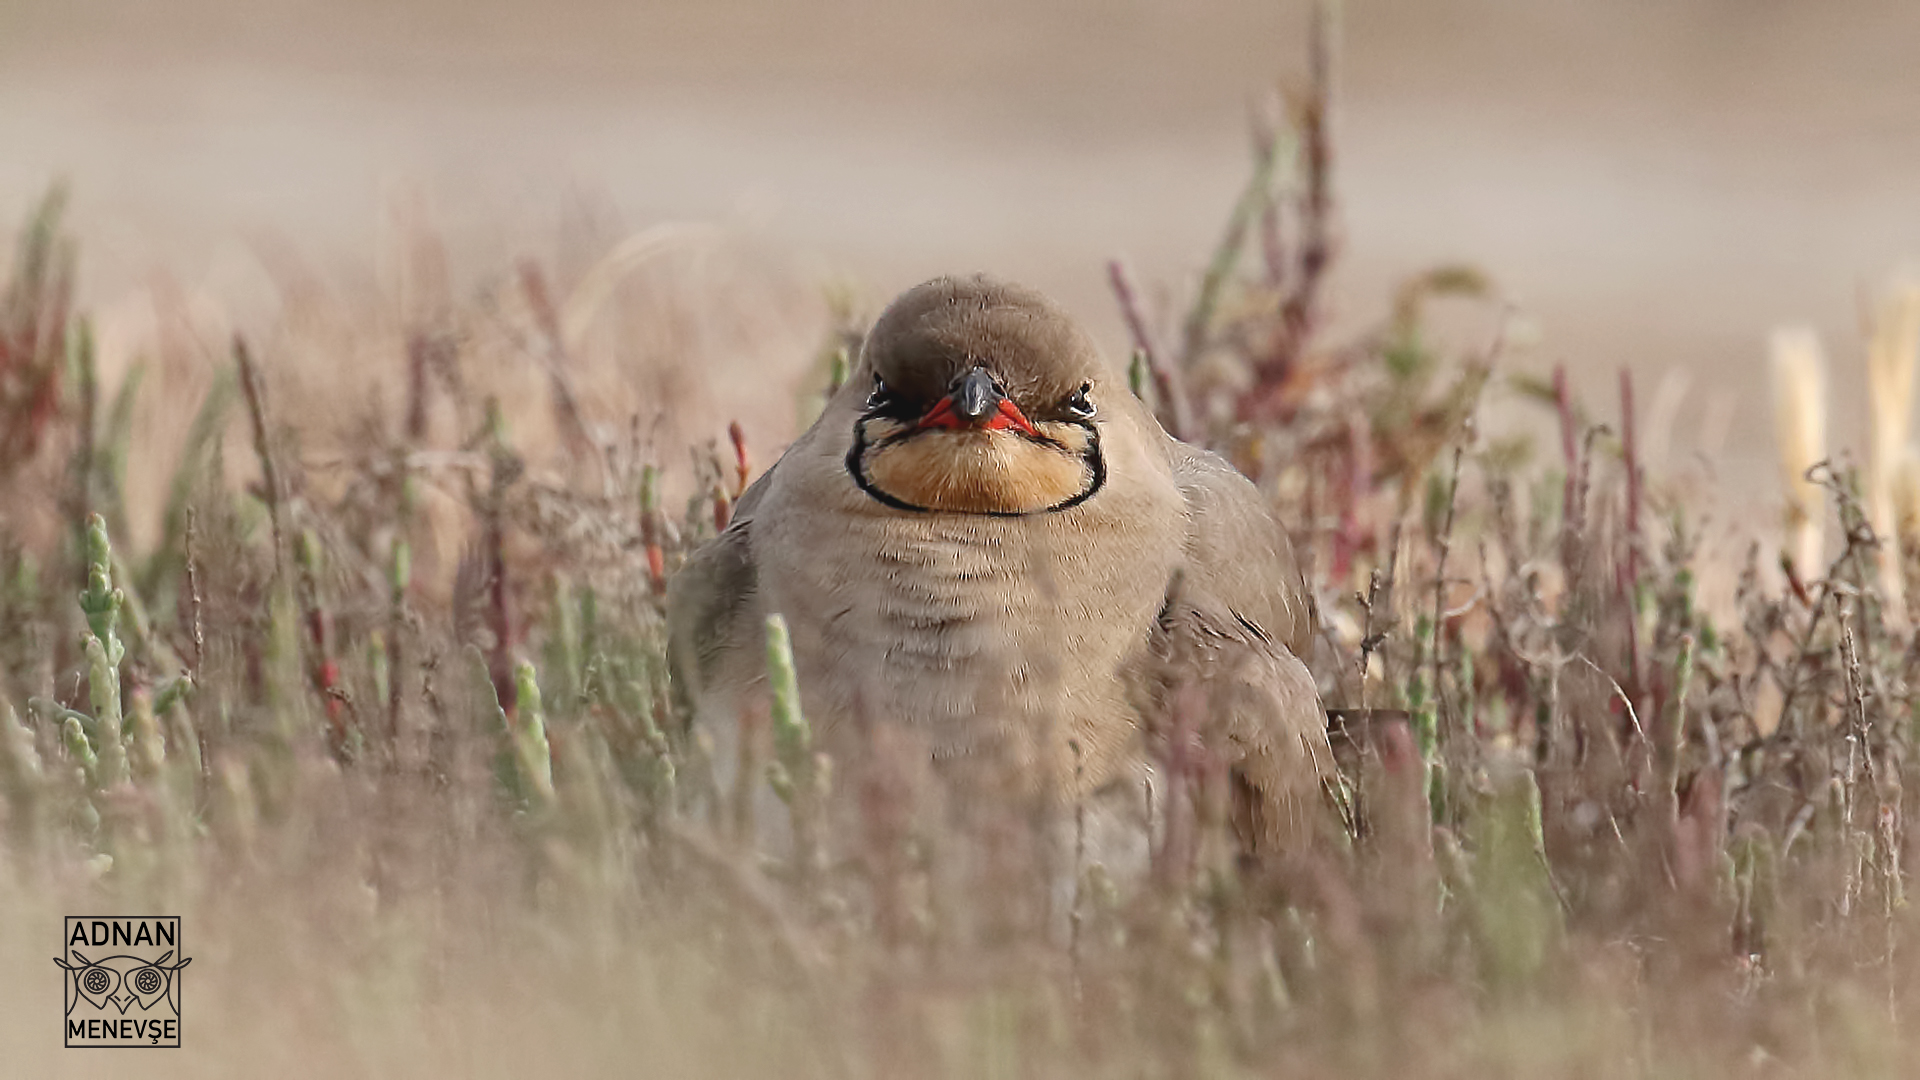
xmin=666 ymin=470 xmax=773 ymax=731
xmin=1158 ymin=441 xmax=1331 ymax=855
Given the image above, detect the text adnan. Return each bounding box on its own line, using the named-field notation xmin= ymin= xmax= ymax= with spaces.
xmin=66 ymin=920 xmax=176 ymax=948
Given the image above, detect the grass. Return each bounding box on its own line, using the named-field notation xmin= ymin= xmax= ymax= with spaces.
xmin=5 ymin=31 xmax=1920 ymax=1080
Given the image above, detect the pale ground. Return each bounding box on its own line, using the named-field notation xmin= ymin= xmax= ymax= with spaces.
xmin=3 ymin=0 xmax=1919 ymax=500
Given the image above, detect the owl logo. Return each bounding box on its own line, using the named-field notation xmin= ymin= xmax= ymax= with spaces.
xmin=56 ymin=950 xmax=190 ymax=1015
xmin=57 ymin=917 xmax=189 ymax=1047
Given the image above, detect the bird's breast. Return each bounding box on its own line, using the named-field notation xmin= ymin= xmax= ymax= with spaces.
xmin=750 ymin=419 xmax=1187 ymax=795
xmin=759 ymin=505 xmax=1172 ymax=792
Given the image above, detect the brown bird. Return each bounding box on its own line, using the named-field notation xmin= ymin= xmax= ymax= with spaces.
xmin=669 ymin=275 xmax=1329 ymax=857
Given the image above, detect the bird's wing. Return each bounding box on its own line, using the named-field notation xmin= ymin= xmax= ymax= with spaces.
xmin=665 ymin=465 xmax=776 ymax=731
xmin=1164 ymin=442 xmax=1316 ymax=659
xmin=1160 ymin=441 xmax=1331 ymax=854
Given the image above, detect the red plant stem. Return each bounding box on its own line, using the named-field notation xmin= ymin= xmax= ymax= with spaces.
xmin=482 ymin=431 xmax=516 ymax=711
xmin=516 ymin=259 xmax=593 ymax=456
xmin=486 ymin=516 xmax=514 ymax=713
xmin=404 ymin=330 xmax=432 ymax=442
xmin=1278 ymin=1 xmax=1337 ymax=359
xmin=728 ymin=420 xmax=751 ymax=498
xmin=185 ymin=507 xmax=204 ymax=679
xmin=645 ymin=544 xmax=666 ymax=596
xmin=858 ymin=717 xmax=914 ymax=948
xmin=309 ymin=612 xmax=345 ymax=745
xmin=1238 ymin=7 xmax=1338 ymax=424
xmin=70 ymin=321 xmax=95 ymax=542
xmin=1254 ymin=103 xmax=1289 ymax=288
xmin=1553 ymin=364 xmax=1578 ymax=540
xmin=1153 ymin=681 xmax=1205 ymax=888
xmin=640 ymin=498 xmax=666 ymax=598
xmin=1620 ymin=367 xmax=1646 ymax=701
xmin=1283 ymin=101 xmax=1330 ymax=352
xmin=1 ymin=189 xmax=73 ymax=467
xmin=295 ymin=529 xmax=345 ymax=747
xmin=235 ymin=336 xmax=286 ymax=586
xmin=1260 ymin=199 xmax=1287 ymax=290
xmin=1106 ymin=258 xmax=1192 ymax=441
xmin=1331 ymin=409 xmax=1372 ymax=581
xmin=1106 ymin=258 xmax=1160 ymax=369
xmin=1620 ymin=367 xmax=1642 ymax=589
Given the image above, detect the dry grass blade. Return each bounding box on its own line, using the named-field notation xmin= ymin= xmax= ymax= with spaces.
xmin=1771 ymin=325 xmax=1828 ymax=575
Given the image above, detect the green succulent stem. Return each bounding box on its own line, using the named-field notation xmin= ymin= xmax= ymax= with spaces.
xmin=84 ymin=634 xmax=127 ymax=788
xmin=62 ymin=716 xmax=99 ymax=784
xmin=0 ymin=703 xmax=43 ymax=843
xmin=765 ymin=614 xmax=812 ymax=795
xmin=126 ymin=686 xmax=165 ymax=780
xmin=765 ymin=613 xmax=827 ymax=884
xmin=1654 ymin=634 xmax=1695 ymax=826
xmin=1408 ymin=612 xmax=1439 ymax=815
xmin=512 ymin=661 xmax=556 ymax=810
xmin=77 ymin=514 xmax=124 ymax=666
xmin=152 ymin=673 xmax=194 ymax=718
xmin=827 ymin=346 xmax=850 ymax=397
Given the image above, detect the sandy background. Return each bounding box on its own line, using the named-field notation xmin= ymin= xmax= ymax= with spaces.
xmin=4 ymin=0 xmax=1919 ymax=503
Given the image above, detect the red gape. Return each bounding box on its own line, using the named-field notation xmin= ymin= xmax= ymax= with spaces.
xmin=913 ymin=395 xmax=1038 ymax=436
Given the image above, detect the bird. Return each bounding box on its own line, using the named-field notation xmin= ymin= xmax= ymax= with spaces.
xmin=667 ymin=274 xmax=1330 ymax=859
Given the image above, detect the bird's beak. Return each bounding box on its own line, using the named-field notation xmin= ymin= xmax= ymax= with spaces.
xmin=914 ymin=367 xmax=1037 ymax=435
xmin=951 ymin=366 xmax=999 ymax=422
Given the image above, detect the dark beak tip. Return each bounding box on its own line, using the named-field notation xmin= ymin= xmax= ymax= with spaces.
xmin=952 ymin=367 xmax=1001 ymax=421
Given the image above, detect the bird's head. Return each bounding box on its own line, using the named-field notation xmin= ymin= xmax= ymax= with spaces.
xmin=846 ymin=275 xmax=1109 ymax=516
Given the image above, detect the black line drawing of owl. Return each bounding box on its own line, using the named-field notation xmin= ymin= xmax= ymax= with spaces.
xmin=56 ymin=949 xmax=191 ymax=1018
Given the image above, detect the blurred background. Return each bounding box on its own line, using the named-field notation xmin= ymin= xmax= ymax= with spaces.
xmin=4 ymin=0 xmax=1918 ymax=506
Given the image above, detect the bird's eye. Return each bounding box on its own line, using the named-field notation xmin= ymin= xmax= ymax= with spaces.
xmin=865 ymin=376 xmax=897 ymax=413
xmin=1063 ymin=382 xmax=1095 ymax=420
